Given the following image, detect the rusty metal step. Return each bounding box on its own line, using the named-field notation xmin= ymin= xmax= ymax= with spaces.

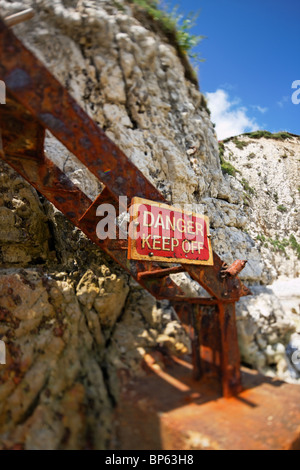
xmin=113 ymin=354 xmax=300 ymax=450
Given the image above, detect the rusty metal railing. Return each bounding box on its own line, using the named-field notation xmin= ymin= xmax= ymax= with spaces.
xmin=0 ymin=15 xmax=251 ymax=397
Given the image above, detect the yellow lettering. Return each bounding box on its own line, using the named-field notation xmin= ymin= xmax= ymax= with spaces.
xmin=162 ymin=237 xmax=170 ymax=251
xmin=187 ymin=220 xmax=195 ymax=234
xmin=182 ymin=240 xmax=190 ymax=253
xmin=152 ymin=235 xmax=161 ymax=250
xmin=171 ymin=238 xmax=179 ymax=251
xmin=198 ymin=242 xmax=203 ymax=253
xmin=191 ymin=240 xmax=198 ymax=253
xmin=143 ymin=211 xmax=154 ymax=227
xmin=177 ymin=218 xmax=186 ymax=233
xmin=165 ymin=215 xmax=175 ymax=231
xmin=142 ymin=234 xmax=152 ymax=249
xmin=154 ymin=213 xmax=165 ymax=229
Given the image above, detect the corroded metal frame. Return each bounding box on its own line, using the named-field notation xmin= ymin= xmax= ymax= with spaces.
xmin=0 ymin=18 xmax=251 ymax=397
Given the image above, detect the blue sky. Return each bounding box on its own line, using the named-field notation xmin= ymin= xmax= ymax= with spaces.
xmin=166 ymin=0 xmax=300 ymax=139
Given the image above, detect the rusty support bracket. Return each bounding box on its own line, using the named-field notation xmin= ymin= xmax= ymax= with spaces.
xmin=172 ymin=297 xmax=219 ymax=305
xmin=220 ymin=260 xmax=247 ymax=279
xmin=137 ymin=266 xmax=186 ymax=281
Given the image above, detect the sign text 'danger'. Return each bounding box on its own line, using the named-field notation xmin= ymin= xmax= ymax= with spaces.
xmin=128 ymin=197 xmax=213 ymax=265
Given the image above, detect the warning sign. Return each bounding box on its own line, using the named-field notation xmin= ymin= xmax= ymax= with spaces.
xmin=128 ymin=197 xmax=213 ymax=265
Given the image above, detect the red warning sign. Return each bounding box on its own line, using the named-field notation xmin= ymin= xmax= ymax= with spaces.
xmin=128 ymin=197 xmax=213 ymax=265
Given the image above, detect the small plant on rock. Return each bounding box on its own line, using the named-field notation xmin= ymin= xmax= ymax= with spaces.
xmin=277 ymin=205 xmax=287 ymax=213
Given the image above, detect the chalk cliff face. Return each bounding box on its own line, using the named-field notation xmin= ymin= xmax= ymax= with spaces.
xmin=220 ymin=134 xmax=300 ymax=382
xmin=0 ymin=0 xmax=299 ymax=449
xmin=221 ymin=134 xmax=299 ymax=282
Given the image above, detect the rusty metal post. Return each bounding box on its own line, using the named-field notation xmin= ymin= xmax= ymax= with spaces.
xmin=189 ymin=304 xmax=202 ymax=381
xmin=217 ymin=302 xmax=242 ymax=397
xmin=197 ymin=305 xmax=221 ymax=379
xmin=172 ymin=302 xmax=202 ymax=381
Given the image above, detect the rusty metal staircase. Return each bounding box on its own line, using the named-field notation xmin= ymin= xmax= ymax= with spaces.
xmin=0 ymin=16 xmax=251 ymax=398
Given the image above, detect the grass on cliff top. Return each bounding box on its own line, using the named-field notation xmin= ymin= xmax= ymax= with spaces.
xmin=222 ymin=130 xmax=293 ymax=143
xmin=129 ymin=0 xmax=204 ymax=59
xmin=232 ymin=138 xmax=249 ymax=150
xmin=244 ymin=130 xmax=291 ymax=141
xmin=128 ymin=0 xmax=205 ymax=88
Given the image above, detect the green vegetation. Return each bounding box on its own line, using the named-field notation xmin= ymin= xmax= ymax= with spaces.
xmin=219 ymin=142 xmax=225 ymax=158
xmin=220 ymin=160 xmax=239 ymax=176
xmin=223 ymin=136 xmax=250 ymax=149
xmin=218 ymin=142 xmax=239 ymax=176
xmin=200 ymin=94 xmax=210 ymax=115
xmin=268 ymin=237 xmax=290 ymax=254
xmin=257 ymin=235 xmax=289 ymax=254
xmin=256 ymin=234 xmax=266 ymax=243
xmin=256 ymin=233 xmax=300 ymax=258
xmin=129 ymin=0 xmax=204 ymax=62
xmin=247 ymin=152 xmax=256 ymax=159
xmin=289 ymin=234 xmax=300 ymax=259
xmin=232 ymin=138 xmax=249 ymax=150
xmin=241 ymin=178 xmax=255 ymax=195
xmin=112 ymin=0 xmax=126 ymax=11
xmin=277 ymin=205 xmax=288 ymax=213
xmin=243 ymin=192 xmax=251 ymax=206
xmin=244 ymin=130 xmax=291 ymax=141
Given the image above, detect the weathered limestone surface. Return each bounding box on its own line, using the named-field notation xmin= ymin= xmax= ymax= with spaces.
xmin=0 ymin=161 xmax=50 ymax=267
xmin=0 ymin=0 xmax=299 ymax=449
xmin=221 ymin=136 xmax=300 ymax=381
xmin=222 ymin=135 xmax=299 ymax=282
